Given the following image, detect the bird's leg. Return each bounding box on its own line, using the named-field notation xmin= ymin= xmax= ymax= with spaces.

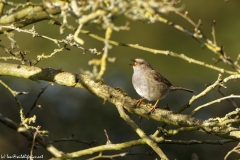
xmin=149 ymin=99 xmax=160 ymax=114
xmin=135 ymin=98 xmax=145 ymax=107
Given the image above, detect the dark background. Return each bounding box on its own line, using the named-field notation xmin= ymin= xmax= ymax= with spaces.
xmin=0 ymin=0 xmax=240 ymax=159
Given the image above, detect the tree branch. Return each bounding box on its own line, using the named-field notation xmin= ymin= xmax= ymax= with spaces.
xmin=0 ymin=6 xmax=60 ymax=29
xmin=0 ymin=62 xmax=201 ymax=127
xmin=0 ymin=112 xmax=62 ymax=157
xmin=1 ymin=62 xmax=240 ymax=142
xmin=115 ymin=102 xmax=168 ymax=159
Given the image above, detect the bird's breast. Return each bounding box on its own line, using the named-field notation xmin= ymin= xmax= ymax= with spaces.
xmin=132 ymin=72 xmax=170 ymax=101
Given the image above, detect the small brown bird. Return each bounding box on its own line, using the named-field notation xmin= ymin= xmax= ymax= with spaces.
xmin=131 ymin=58 xmax=193 ymax=113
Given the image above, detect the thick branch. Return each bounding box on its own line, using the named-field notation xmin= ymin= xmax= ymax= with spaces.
xmin=0 ymin=6 xmax=60 ymax=29
xmin=1 ymin=62 xmax=240 ymax=141
xmin=0 ymin=62 xmax=201 ymax=127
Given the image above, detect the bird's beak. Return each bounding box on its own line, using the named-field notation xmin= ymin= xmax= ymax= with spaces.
xmin=129 ymin=59 xmax=136 ymax=66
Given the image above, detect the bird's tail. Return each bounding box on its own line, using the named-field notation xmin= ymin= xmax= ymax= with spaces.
xmin=170 ymin=86 xmax=194 ymax=93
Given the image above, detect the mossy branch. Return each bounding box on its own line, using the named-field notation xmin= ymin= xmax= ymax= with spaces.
xmin=1 ymin=62 xmax=240 ymax=139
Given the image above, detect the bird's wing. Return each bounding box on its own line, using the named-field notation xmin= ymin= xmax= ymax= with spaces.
xmin=151 ymin=70 xmax=172 ymax=86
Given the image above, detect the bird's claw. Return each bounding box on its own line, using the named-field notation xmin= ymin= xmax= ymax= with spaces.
xmin=148 ymin=106 xmax=158 ymax=114
xmin=134 ymin=98 xmax=145 ymax=108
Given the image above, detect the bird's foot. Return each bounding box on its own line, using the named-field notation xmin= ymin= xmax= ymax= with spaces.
xmin=148 ymin=99 xmax=160 ymax=114
xmin=148 ymin=106 xmax=157 ymax=115
xmin=148 ymin=105 xmax=158 ymax=114
xmin=134 ymin=98 xmax=145 ymax=108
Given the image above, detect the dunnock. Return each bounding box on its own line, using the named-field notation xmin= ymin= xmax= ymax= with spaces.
xmin=131 ymin=58 xmax=193 ymax=113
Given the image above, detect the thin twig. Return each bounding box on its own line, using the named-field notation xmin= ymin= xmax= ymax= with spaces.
xmin=104 ymin=129 xmax=111 ymax=144
xmin=30 ymin=126 xmax=41 ymax=160
xmin=52 ymin=137 xmax=96 ymax=146
xmin=0 ymin=80 xmax=27 ymax=125
xmin=224 ymin=142 xmax=240 ymax=160
xmin=211 ymin=20 xmax=217 ymax=46
xmin=217 ymin=86 xmax=238 ymax=108
xmin=26 ymin=83 xmax=52 ymax=118
xmin=87 ymin=152 xmax=128 ymax=160
xmin=190 ymin=95 xmax=240 ymax=116
xmin=178 ymin=74 xmax=224 ymax=113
